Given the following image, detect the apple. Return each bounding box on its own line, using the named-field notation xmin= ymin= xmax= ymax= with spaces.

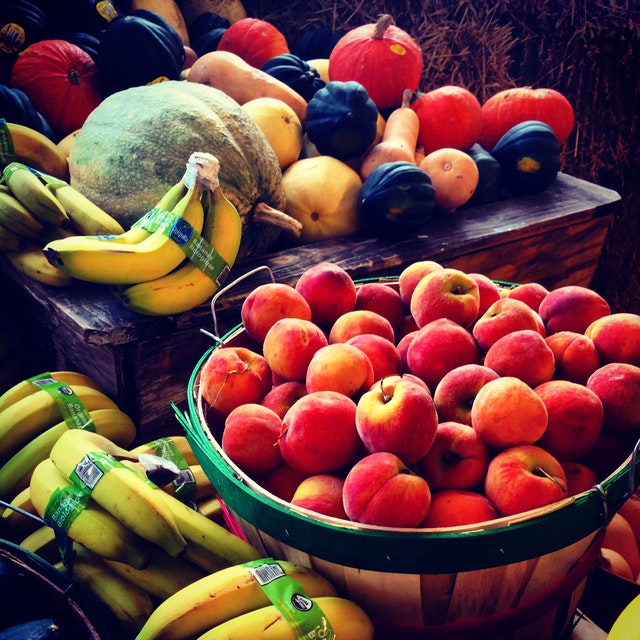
xmin=260 ymin=381 xmax=308 ymax=419
xmin=471 ymin=376 xmax=548 ymax=449
xmin=414 ymin=421 xmax=491 ymax=491
xmin=355 ymin=282 xmax=406 ymax=331
xmin=505 ymin=282 xmax=550 ymax=312
xmin=222 ymin=403 xmax=283 ymax=476
xmin=484 ymin=444 xmax=568 ymax=517
xmin=560 ymin=461 xmax=599 ymax=496
xmin=240 ymin=282 xmax=312 ymax=344
xmin=305 ymin=343 xmax=374 ymax=398
xmin=533 ymin=380 xmax=604 ymax=461
xmin=328 ymin=309 xmax=396 ymax=344
xmin=420 ymin=489 xmax=498 ymax=528
xmin=342 ymin=451 xmax=432 ymax=527
xmin=602 ymin=513 xmax=640 ymax=579
xmin=346 ymin=333 xmax=401 ymax=381
xmin=585 ymin=312 xmax=640 ymax=366
xmin=468 ymin=272 xmax=502 ymax=320
xmin=355 ymin=375 xmax=438 ymax=465
xmin=279 ymin=390 xmax=361 ymax=475
xmin=432 ymin=364 xmax=500 ymax=425
xmin=406 ymin=318 xmax=480 ymax=393
xmin=483 ymin=329 xmax=556 ymax=388
xmin=199 ymin=346 xmax=272 ymax=416
xmin=410 ymin=267 xmax=480 ymax=329
xmin=289 ymin=474 xmax=349 ymax=520
xmin=398 ymin=260 xmax=444 ymax=308
xmin=538 ymin=284 xmax=610 ymax=335
xmin=294 ymin=261 xmax=357 ymax=327
xmin=262 ymin=317 xmax=328 ymax=382
xmin=545 ymin=331 xmax=600 ymax=385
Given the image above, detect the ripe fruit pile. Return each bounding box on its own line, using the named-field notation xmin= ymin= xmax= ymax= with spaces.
xmin=198 ymin=261 xmax=640 ymax=531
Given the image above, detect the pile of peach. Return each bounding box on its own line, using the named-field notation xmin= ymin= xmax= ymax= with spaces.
xmin=197 ymin=260 xmax=640 ymax=531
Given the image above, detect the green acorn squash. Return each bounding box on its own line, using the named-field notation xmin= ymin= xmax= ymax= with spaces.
xmin=462 ymin=143 xmax=502 ymax=207
xmin=260 ymin=53 xmax=325 ymax=102
xmin=69 ymin=80 xmax=290 ymax=257
xmin=490 ymin=120 xmax=561 ymax=196
xmin=358 ymin=160 xmax=436 ymax=235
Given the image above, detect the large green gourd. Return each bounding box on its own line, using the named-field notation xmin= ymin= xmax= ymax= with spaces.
xmin=69 ymin=80 xmax=289 ymax=257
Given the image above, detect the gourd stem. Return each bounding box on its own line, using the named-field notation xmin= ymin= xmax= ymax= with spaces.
xmin=253 ymin=202 xmax=303 ymax=237
xmin=374 ymin=14 xmax=395 ymax=39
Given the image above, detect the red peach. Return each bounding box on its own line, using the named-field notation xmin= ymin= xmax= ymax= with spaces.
xmin=398 ymin=260 xmax=444 ymax=308
xmin=346 ymin=333 xmax=401 ymax=381
xmin=538 ymin=285 xmax=610 ymax=335
xmin=260 ymin=381 xmax=308 ymax=419
xmin=396 ymin=314 xmax=419 ymax=341
xmin=598 ymin=548 xmax=635 ymax=582
xmin=397 ymin=330 xmax=418 ymax=374
xmin=255 ymin=461 xmax=309 ymax=502
xmin=545 ymin=331 xmax=600 ymax=385
xmin=603 ymin=513 xmax=640 ymax=579
xmin=355 ymin=282 xmax=406 ymax=331
xmin=420 ymin=489 xmax=498 ymax=528
xmin=505 ymin=282 xmax=550 ymax=312
xmin=468 ymin=272 xmax=502 ymax=320
xmin=329 ymin=309 xmax=396 ymax=344
xmin=585 ymin=312 xmax=640 ymax=366
xmin=290 ymin=474 xmax=349 ymax=520
xmin=579 ymin=429 xmax=637 ymax=481
xmin=560 ymin=461 xmax=599 ymax=496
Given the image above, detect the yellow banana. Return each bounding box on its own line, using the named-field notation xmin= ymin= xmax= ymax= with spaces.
xmin=194 ymin=597 xmax=375 ymax=640
xmin=161 ymin=464 xmax=217 ymax=502
xmin=49 ymin=429 xmax=187 ymax=557
xmin=0 ymin=221 xmax=25 ymax=250
xmin=0 ymin=407 xmax=137 ymax=501
xmin=1 ymin=486 xmax=42 ymax=536
xmin=0 ymin=121 xmax=69 ymax=180
xmin=5 ymin=239 xmax=73 ymax=287
xmin=131 ymin=434 xmax=198 ymax=467
xmin=119 ymin=178 xmax=242 ymax=316
xmin=19 ymin=524 xmax=62 ymax=564
xmin=0 ymin=383 xmax=118 ymax=464
xmin=195 ymin=495 xmax=224 ymax=524
xmin=0 ymin=188 xmax=45 ymax=239
xmin=135 ymin=559 xmax=339 ymax=640
xmin=2 ymin=162 xmax=69 ymax=226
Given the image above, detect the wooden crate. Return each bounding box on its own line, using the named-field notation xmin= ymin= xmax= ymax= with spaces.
xmin=0 ymin=174 xmax=620 ymax=442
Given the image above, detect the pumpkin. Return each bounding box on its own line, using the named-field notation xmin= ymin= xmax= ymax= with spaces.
xmin=462 ymin=143 xmax=502 ymax=207
xmin=304 ymin=80 xmax=379 ymax=161
xmin=0 ymin=84 xmax=56 ymax=140
xmin=68 ymin=80 xmax=291 ymax=257
xmin=358 ymin=161 xmax=435 ymax=235
xmin=490 ymin=120 xmax=561 ymax=195
xmin=97 ymin=9 xmax=186 ymax=96
xmin=9 ymin=39 xmax=103 ymax=139
xmin=328 ymin=14 xmax=423 ymax=110
xmin=216 ymin=17 xmax=289 ymax=68
xmin=260 ymin=53 xmax=325 ymax=102
xmin=59 ymin=31 xmax=101 ymax=61
xmin=480 ymin=87 xmax=575 ymax=151
xmin=411 ymin=85 xmax=483 ymax=155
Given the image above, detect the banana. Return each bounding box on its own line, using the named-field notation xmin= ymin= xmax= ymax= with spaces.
xmin=119 ymin=174 xmax=243 ymax=316
xmin=195 ymin=495 xmax=224 ymax=524
xmin=0 ymin=407 xmax=137 ymax=501
xmin=2 ymin=162 xmax=69 ymax=226
xmin=1 ymin=486 xmax=42 ymax=536
xmin=4 ymin=240 xmax=73 ymax=287
xmin=29 ymin=458 xmax=152 ymax=569
xmin=0 ymin=188 xmax=44 ymax=239
xmin=18 ymin=524 xmax=62 ymax=564
xmin=161 ymin=464 xmax=217 ymax=503
xmin=0 ymin=221 xmax=24 ymax=250
xmin=131 ymin=434 xmax=198 ymax=467
xmin=194 ymin=597 xmax=375 ymax=640
xmin=0 ymin=121 xmax=69 ymax=180
xmin=0 ymin=384 xmax=118 ymax=464
xmin=134 ymin=559 xmax=339 ymax=640
xmin=49 ymin=429 xmax=187 ymax=557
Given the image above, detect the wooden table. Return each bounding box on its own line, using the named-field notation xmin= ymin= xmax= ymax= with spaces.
xmin=0 ymin=173 xmax=620 ymax=441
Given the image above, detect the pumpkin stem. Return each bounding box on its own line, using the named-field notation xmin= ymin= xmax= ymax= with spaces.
xmin=374 ymin=14 xmax=395 ymax=39
xmin=253 ymin=202 xmax=303 ymax=237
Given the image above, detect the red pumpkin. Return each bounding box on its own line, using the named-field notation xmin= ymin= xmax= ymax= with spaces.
xmin=328 ymin=14 xmax=423 ymax=110
xmin=479 ymin=87 xmax=575 ymax=151
xmin=216 ymin=17 xmax=289 ymax=68
xmin=411 ymin=85 xmax=483 ymax=154
xmin=10 ymin=39 xmax=102 ymax=139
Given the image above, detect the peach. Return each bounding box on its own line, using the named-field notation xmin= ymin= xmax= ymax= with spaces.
xmin=398 ymin=260 xmax=444 ymax=308
xmin=545 ymin=331 xmax=600 ymax=385
xmin=294 ymin=261 xmax=357 ymax=327
xmin=414 ymin=421 xmax=491 ymax=491
xmin=410 ymin=267 xmax=480 ymax=329
xmin=260 ymin=381 xmax=308 ymax=419
xmin=355 ymin=282 xmax=406 ymax=331
xmin=619 ymin=490 xmax=640 ymax=552
xmin=222 ymin=403 xmax=283 ymax=476
xmin=505 ymin=282 xmax=550 ymax=312
xmin=396 ymin=314 xmax=419 ymax=341
xmin=199 ymin=346 xmax=272 ymax=416
xmin=342 ymin=451 xmax=432 ymax=527
xmin=290 ymin=474 xmax=349 ymax=520
xmin=533 ymin=380 xmax=604 ymax=460
xmin=355 ymin=375 xmax=438 ymax=465
xmin=305 ymin=343 xmax=374 ymax=399
xmin=602 ymin=513 xmax=640 ymax=579
xmin=433 ymin=364 xmax=500 ymax=425
xmin=483 ymin=329 xmax=556 ymax=388
xmin=472 ymin=297 xmax=545 ymax=353
xmin=346 ymin=333 xmax=401 ymax=381
xmin=240 ymin=282 xmax=312 ymax=344
xmin=255 ymin=461 xmax=309 ymax=502
xmin=484 ymin=444 xmax=568 ymax=517
xmin=471 ymin=376 xmax=548 ymax=449
xmin=279 ymin=390 xmax=360 ymax=475
xmin=598 ymin=548 xmax=635 ymax=582
xmin=538 ymin=284 xmax=610 ymax=335
xmin=585 ymin=312 xmax=640 ymax=366
xmin=468 ymin=272 xmax=502 ymax=320
xmin=420 ymin=489 xmax=498 ymax=528
xmin=406 ymin=318 xmax=480 ymax=393
xmin=328 ymin=309 xmax=395 ymax=344
xmin=262 ymin=317 xmax=328 ymax=382
xmin=560 ymin=461 xmax=599 ymax=496
xmin=396 ymin=330 xmax=417 ymax=374
xmin=586 ymin=362 xmax=640 ymax=435
xmin=579 ymin=430 xmax=636 ymax=482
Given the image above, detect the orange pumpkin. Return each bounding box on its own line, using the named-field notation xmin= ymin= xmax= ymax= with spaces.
xmin=216 ymin=17 xmax=289 ymax=68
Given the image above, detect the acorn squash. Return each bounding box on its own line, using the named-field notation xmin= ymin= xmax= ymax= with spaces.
xmin=260 ymin=53 xmax=325 ymax=102
xmin=68 ymin=80 xmax=290 ymax=257
xmin=462 ymin=143 xmax=502 ymax=207
xmin=0 ymin=84 xmax=56 ymax=140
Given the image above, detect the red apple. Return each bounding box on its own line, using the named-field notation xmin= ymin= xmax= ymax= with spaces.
xmin=414 ymin=421 xmax=491 ymax=491
xmin=355 ymin=375 xmax=438 ymax=465
xmin=290 ymin=474 xmax=349 ymax=520
xmin=468 ymin=272 xmax=502 ymax=320
xmin=420 ymin=489 xmax=498 ymax=528
xmin=398 ymin=260 xmax=444 ymax=308
xmin=585 ymin=312 xmax=640 ymax=366
xmin=538 ymin=285 xmax=610 ymax=335
xmin=260 ymin=381 xmax=308 ymax=419
xmin=484 ymin=444 xmax=568 ymax=517
xmin=346 ymin=333 xmax=401 ymax=381
xmin=342 ymin=451 xmax=432 ymax=527
xmin=505 ymin=282 xmax=550 ymax=312
xmin=545 ymin=331 xmax=600 ymax=385
xmin=329 ymin=309 xmax=395 ymax=344
xmin=355 ymin=282 xmax=406 ymax=331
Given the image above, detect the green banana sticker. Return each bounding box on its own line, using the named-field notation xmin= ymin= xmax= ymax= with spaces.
xmin=44 ymin=483 xmax=90 ymax=535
